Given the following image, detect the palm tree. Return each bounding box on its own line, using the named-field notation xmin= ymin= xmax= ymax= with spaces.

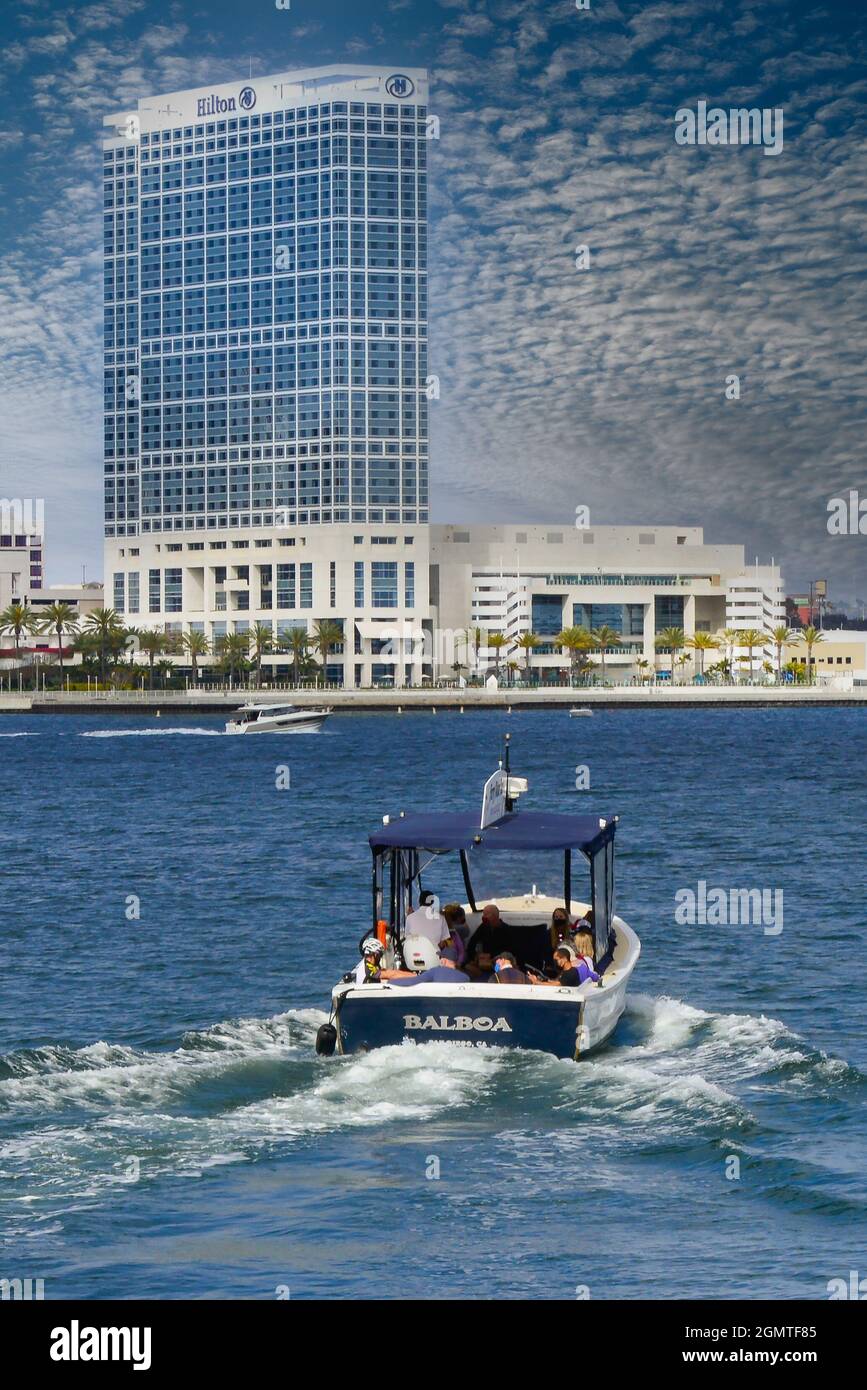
xmin=655 ymin=626 xmax=685 ymax=682
xmin=635 ymin=657 xmax=651 ymax=684
xmin=505 ymin=660 xmax=520 ymax=687
xmin=770 ymin=625 xmax=793 ymax=682
xmin=312 ymin=619 xmax=344 ymax=686
xmin=39 ymin=602 xmax=79 ymax=684
xmin=718 ymin=628 xmax=740 ymax=683
xmin=515 ymin=632 xmax=540 ymax=681
xmin=737 ymin=628 xmax=766 ymax=685
xmin=282 ymin=626 xmax=311 ymax=685
xmin=84 ymin=607 xmax=124 ymax=686
xmin=182 ymin=629 xmax=209 ymax=685
xmin=555 ymin=625 xmax=593 ymax=685
xmin=137 ymin=630 xmax=165 ymax=690
xmin=486 ymin=631 xmax=508 ymax=681
xmin=462 ymin=624 xmax=483 ymax=676
xmin=685 ymin=631 xmax=720 ymax=680
xmin=591 ymin=625 xmax=622 ymax=686
xmin=216 ymin=631 xmax=250 ymax=688
xmin=800 ymin=625 xmax=825 ymax=684
xmin=0 ymin=601 xmax=38 ymax=661
xmin=70 ymin=631 xmax=100 ymax=676
xmin=250 ymin=622 xmax=273 ymax=687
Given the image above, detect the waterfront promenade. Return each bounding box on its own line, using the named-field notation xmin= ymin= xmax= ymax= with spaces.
xmin=1 ymin=685 xmax=866 ymax=714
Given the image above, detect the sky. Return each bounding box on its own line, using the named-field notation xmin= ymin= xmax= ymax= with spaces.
xmin=0 ymin=0 xmax=866 ymax=602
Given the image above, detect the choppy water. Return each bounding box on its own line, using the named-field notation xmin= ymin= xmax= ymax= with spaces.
xmin=1 ymin=708 xmax=865 ymax=1299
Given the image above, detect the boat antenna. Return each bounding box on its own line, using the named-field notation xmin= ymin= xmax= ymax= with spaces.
xmin=504 ymin=732 xmax=513 ymax=811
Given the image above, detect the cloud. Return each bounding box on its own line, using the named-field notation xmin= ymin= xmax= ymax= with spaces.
xmin=0 ymin=0 xmax=866 ymax=602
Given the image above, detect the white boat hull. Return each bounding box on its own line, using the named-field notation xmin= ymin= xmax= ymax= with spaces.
xmin=225 ymin=710 xmax=330 ymax=734
xmin=331 ymin=910 xmax=640 ymax=1061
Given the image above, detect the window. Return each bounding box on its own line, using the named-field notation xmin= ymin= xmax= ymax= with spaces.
xmin=404 ymin=561 xmax=414 ymax=609
xmin=371 ymin=560 xmax=398 ymax=608
xmin=300 ymin=561 xmax=313 ymax=608
xmin=276 ymin=563 xmax=295 ymax=608
xmin=330 ymin=560 xmax=336 ymax=608
xmin=638 ymin=533 xmax=655 ymax=545
xmin=149 ymin=569 xmax=161 ymax=613
xmin=165 ymin=568 xmax=182 ymax=612
xmin=113 ymin=572 xmax=125 ymax=612
xmin=128 ymin=573 xmax=140 ymax=614
xmin=654 ymin=595 xmax=684 ymax=633
xmin=355 ymin=560 xmax=364 ymax=609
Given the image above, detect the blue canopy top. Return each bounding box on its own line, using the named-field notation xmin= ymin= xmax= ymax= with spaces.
xmin=369 ymin=810 xmax=616 ymax=855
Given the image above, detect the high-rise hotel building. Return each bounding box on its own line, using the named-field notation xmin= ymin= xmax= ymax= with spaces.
xmin=103 ymin=66 xmax=431 ymax=685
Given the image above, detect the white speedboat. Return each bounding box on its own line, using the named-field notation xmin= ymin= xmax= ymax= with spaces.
xmin=225 ymin=702 xmax=331 ymax=735
xmin=315 ymin=738 xmax=640 ymax=1061
xmin=569 ymin=707 xmax=593 ymax=717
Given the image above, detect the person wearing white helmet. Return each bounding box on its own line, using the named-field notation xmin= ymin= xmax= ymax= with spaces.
xmin=353 ymin=937 xmax=385 ymax=984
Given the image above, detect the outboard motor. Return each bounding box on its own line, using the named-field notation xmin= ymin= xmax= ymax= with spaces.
xmin=315 ymin=1023 xmax=337 ymax=1056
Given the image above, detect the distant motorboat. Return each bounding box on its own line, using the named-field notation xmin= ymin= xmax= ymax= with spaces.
xmin=569 ymin=707 xmax=593 ymax=717
xmin=225 ymin=702 xmax=331 ymax=735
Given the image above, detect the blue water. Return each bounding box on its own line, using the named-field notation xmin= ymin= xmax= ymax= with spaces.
xmin=1 ymin=708 xmax=865 ymax=1300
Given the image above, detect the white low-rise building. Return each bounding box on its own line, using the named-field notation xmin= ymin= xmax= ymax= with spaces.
xmin=430 ymin=523 xmax=786 ymax=683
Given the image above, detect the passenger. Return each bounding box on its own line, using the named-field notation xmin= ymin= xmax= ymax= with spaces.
xmin=384 ymin=946 xmax=469 ymax=986
xmin=439 ymin=928 xmax=466 ymax=968
xmin=442 ymin=903 xmax=471 ymax=951
xmin=528 ymin=944 xmax=599 ymax=987
xmin=572 ymin=929 xmax=597 ymax=972
xmin=463 ymin=946 xmax=495 ymax=982
xmin=404 ymin=890 xmax=447 ymax=948
xmin=439 ymin=904 xmax=468 ymax=967
xmin=353 ymin=937 xmax=385 ymax=984
xmin=470 ymin=903 xmax=507 ymax=959
xmin=549 ymin=907 xmax=574 ymax=953
xmin=491 ymin=951 xmax=529 ymax=985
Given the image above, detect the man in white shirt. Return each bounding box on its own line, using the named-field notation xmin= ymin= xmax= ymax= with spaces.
xmin=404 ymin=890 xmax=447 ymax=949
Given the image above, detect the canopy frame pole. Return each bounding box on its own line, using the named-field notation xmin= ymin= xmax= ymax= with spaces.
xmin=372 ymin=850 xmax=382 ymax=930
xmin=564 ymin=848 xmax=572 ymax=914
xmin=459 ymin=850 xmax=477 ymax=914
xmin=389 ymin=850 xmax=397 ymax=936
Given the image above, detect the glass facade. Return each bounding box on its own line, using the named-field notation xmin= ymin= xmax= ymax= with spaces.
xmin=103 ymin=76 xmax=429 ymax=538
xmin=654 ymin=595 xmax=685 ymax=632
xmin=572 ymin=602 xmax=645 ymax=637
xmin=371 ymin=560 xmax=398 ymax=608
xmin=532 ymin=594 xmax=563 ymax=636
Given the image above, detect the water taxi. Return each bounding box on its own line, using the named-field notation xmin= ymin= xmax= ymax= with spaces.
xmin=316 ymin=740 xmax=640 ymax=1061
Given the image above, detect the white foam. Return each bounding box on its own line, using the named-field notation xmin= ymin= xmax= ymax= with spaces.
xmin=79 ymin=727 xmax=223 ymax=737
xmin=0 ymin=731 xmax=38 ymax=737
xmin=0 ymin=1011 xmax=320 ymax=1112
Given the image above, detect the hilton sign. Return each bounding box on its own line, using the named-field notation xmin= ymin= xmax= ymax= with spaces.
xmin=196 ymin=87 xmax=257 ymax=117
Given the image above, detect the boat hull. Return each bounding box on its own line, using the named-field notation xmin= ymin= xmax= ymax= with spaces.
xmin=332 ymin=972 xmax=630 ymax=1061
xmin=225 ymin=713 xmax=329 ymax=734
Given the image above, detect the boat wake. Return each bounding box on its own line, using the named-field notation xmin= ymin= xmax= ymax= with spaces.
xmin=1 ymin=996 xmax=862 ymax=1238
xmin=79 ymin=727 xmax=223 ymax=738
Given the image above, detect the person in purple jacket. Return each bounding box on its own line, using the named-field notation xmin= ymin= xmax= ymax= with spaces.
xmin=527 ymin=945 xmax=599 ymax=987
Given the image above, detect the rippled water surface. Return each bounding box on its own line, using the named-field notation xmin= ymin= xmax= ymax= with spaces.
xmin=1 ymin=708 xmax=864 ymax=1298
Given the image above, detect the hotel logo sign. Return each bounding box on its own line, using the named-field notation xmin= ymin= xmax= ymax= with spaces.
xmin=385 ymin=74 xmax=414 ymax=98
xmin=197 ymin=87 xmax=257 ymax=117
